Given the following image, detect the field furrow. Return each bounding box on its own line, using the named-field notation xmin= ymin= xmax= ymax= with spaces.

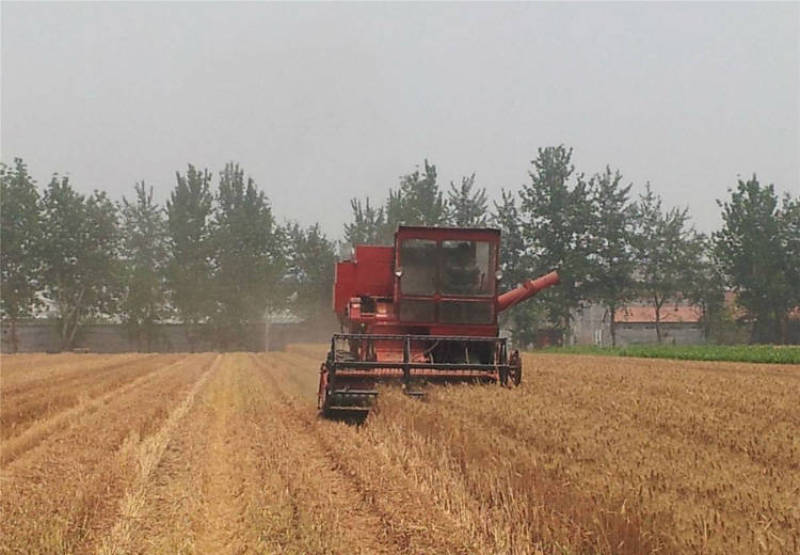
xmin=0 ymin=356 xmax=191 ymax=465
xmin=1 ymin=349 xmax=797 ymax=554
xmin=0 ymin=352 xmax=84 ymax=375
xmin=99 ymin=355 xmax=219 ymax=554
xmin=0 ymin=353 xmax=215 ymax=554
xmin=254 ymin=353 xmax=474 ymax=553
xmin=0 ymin=353 xmax=149 ymax=391
xmin=0 ymin=354 xmax=167 ymax=439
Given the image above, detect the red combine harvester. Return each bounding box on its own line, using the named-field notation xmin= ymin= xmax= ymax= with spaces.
xmin=319 ymin=225 xmax=559 ymax=417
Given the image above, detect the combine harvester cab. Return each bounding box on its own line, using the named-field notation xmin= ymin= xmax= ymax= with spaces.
xmin=319 ymin=225 xmax=559 ymax=417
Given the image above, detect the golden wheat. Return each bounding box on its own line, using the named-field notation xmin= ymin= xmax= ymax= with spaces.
xmin=1 ymin=349 xmax=796 ymax=554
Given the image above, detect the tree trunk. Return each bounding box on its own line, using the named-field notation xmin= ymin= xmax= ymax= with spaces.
xmin=60 ymin=288 xmax=86 ymax=351
xmin=702 ymin=302 xmax=711 ymax=342
xmin=778 ymin=309 xmax=788 ymax=345
xmin=60 ymin=312 xmax=70 ymax=348
xmin=64 ymin=308 xmax=82 ymax=351
xmin=609 ymin=305 xmax=617 ymax=347
xmin=561 ymin=313 xmax=571 ymax=347
xmin=749 ymin=316 xmax=760 ymax=344
xmin=10 ymin=318 xmax=19 ymax=354
xmin=654 ymin=296 xmax=663 ymax=344
xmin=185 ymin=323 xmax=196 ymax=353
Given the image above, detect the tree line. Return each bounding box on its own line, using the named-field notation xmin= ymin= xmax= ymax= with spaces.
xmin=1 ymin=160 xmax=336 ymax=352
xmin=2 ymin=147 xmax=798 ymax=351
xmin=342 ymin=146 xmax=799 ymax=346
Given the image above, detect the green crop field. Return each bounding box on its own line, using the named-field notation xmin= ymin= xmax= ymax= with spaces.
xmin=539 ymin=344 xmax=800 ymax=364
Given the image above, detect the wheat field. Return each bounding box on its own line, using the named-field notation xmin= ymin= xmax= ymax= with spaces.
xmin=1 ymin=346 xmax=798 ymax=554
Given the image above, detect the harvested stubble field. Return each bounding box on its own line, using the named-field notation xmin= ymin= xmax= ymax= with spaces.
xmin=0 ymin=347 xmax=798 ymax=554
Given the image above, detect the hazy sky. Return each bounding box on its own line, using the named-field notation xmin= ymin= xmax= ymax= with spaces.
xmin=2 ymin=2 xmax=798 ymax=238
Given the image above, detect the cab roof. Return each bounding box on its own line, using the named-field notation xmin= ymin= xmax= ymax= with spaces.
xmin=397 ymin=225 xmax=500 ymax=234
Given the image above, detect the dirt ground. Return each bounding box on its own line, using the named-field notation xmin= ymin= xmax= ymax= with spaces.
xmin=1 ymin=347 xmax=798 ymax=554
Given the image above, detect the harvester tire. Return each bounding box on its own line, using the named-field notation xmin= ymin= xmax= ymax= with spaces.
xmin=509 ymin=350 xmax=522 ymax=386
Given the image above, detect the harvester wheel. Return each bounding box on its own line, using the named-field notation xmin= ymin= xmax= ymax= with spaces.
xmin=509 ymin=350 xmax=522 ymax=386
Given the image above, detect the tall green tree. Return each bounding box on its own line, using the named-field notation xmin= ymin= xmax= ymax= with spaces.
xmin=631 ymin=183 xmax=694 ymax=344
xmin=0 ymin=158 xmax=42 ymax=352
xmin=682 ymin=234 xmax=726 ymax=342
xmin=781 ymin=194 xmax=800 ymax=319
xmin=586 ymin=167 xmax=636 ymax=346
xmin=344 ymin=197 xmax=387 ymax=247
xmin=713 ymin=176 xmax=798 ymax=343
xmin=518 ymin=146 xmax=594 ymax=341
xmin=448 ymin=173 xmax=488 ymax=226
xmin=166 ymin=165 xmax=214 ymax=351
xmin=40 ymin=177 xmax=120 ymax=350
xmin=493 ymin=190 xmax=526 ymax=289
xmin=285 ymin=222 xmax=337 ymax=319
xmin=120 ymin=182 xmax=169 ymax=351
xmin=344 ymin=160 xmax=452 ymax=248
xmin=386 ymin=160 xmax=448 ymax=230
xmin=211 ymin=162 xmax=285 ymax=349
xmin=492 ymin=189 xmax=544 ymax=347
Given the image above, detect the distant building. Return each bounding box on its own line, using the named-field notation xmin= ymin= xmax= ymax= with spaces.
xmin=570 ymin=300 xmax=705 ymax=346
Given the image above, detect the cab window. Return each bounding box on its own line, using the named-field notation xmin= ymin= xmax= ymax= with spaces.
xmin=440 ymin=240 xmax=492 ymax=296
xmin=399 ymin=239 xmax=437 ymax=296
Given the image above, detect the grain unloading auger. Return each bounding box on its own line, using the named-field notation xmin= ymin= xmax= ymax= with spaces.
xmin=319 ymin=225 xmax=560 ymax=417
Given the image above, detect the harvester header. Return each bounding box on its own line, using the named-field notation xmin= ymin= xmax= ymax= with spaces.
xmin=319 ymin=225 xmax=559 ymax=416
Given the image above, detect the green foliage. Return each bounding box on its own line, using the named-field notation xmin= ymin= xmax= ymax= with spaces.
xmin=447 ymin=173 xmax=488 ymax=227
xmin=714 ymin=176 xmax=799 ymax=343
xmin=40 ymin=176 xmax=120 ymax=349
xmin=585 ymin=167 xmax=636 ymax=346
xmin=386 ymin=160 xmax=448 ymax=229
xmin=492 ymin=189 xmax=541 ymax=346
xmin=211 ymin=162 xmax=285 ymax=349
xmin=3 ymin=151 xmax=796 ymax=352
xmin=518 ymin=146 xmax=594 ymax=337
xmin=681 ymin=234 xmax=726 ymax=342
xmin=493 ymin=190 xmax=526 ymax=287
xmin=782 ymin=193 xmax=800 ymax=310
xmin=120 ymin=182 xmax=169 ymax=351
xmin=540 ymin=344 xmax=800 ymax=364
xmin=166 ymin=165 xmax=214 ymax=350
xmin=285 ymin=222 xmax=337 ymax=319
xmin=344 ymin=197 xmax=387 ymax=247
xmin=344 ymin=160 xmax=449 ymax=247
xmin=0 ymin=158 xmax=42 ymax=352
xmin=631 ymin=183 xmax=696 ymax=343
